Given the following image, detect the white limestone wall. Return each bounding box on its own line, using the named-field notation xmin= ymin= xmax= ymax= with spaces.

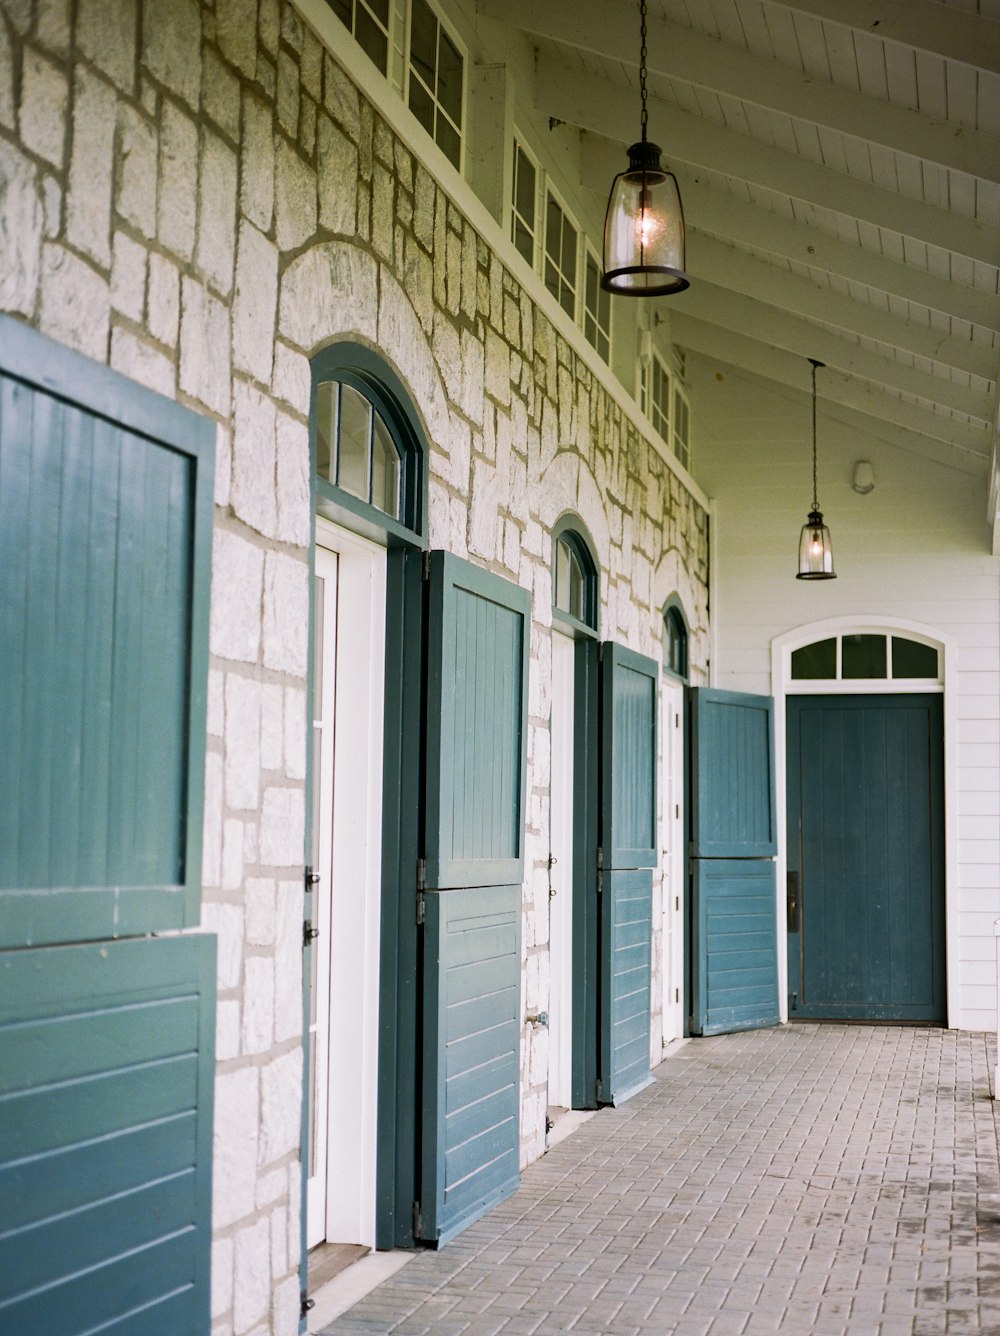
xmin=0 ymin=3 xmax=709 ymax=1332
xmin=690 ymin=359 xmax=1000 ymax=1032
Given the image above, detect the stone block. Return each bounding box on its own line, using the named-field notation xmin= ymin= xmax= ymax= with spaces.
xmin=233 ymin=1217 xmax=271 ymax=1334
xmin=114 ymin=104 xmax=156 ymax=238
xmin=210 ymin=528 xmax=263 ymax=663
xmin=214 ymin=421 xmax=232 ymax=510
xmin=110 ymin=231 xmax=145 ymax=320
xmin=269 ymin=1206 xmax=287 ymax=1282
xmin=272 ymin=1273 xmax=301 ymax=1336
xmin=110 ymin=326 xmax=174 ymax=397
xmin=262 ymin=550 xmax=309 ymax=675
xmin=274 ymin=880 xmax=304 ymax=1044
xmin=284 ymin=687 xmax=306 ymax=781
xmin=207 ymin=669 xmax=224 ymax=737
xmin=216 ymin=996 xmax=241 ymax=1062
xmin=275 ymin=412 xmax=310 ymax=547
xmin=202 ymin=45 xmax=241 ymax=141
xmin=260 ymin=683 xmax=284 ymax=773
xmin=233 ymin=220 xmax=278 ymax=383
xmin=146 ymin=251 xmax=179 ymax=346
xmin=402 ymin=233 xmax=432 ymax=334
xmin=77 ymin=0 xmax=136 ymax=88
xmin=241 ymin=93 xmax=275 ymax=233
xmin=255 ymin=1166 xmax=285 ymax=1209
xmin=216 ymin=0 xmax=258 ymax=76
xmin=222 ymin=818 xmax=245 ymax=892
xmin=211 ymin=1234 xmax=234 ymax=1320
xmin=274 ymin=139 xmax=316 ymax=253
xmin=242 ymin=956 xmax=275 ymax=1055
xmin=300 ymin=29 xmax=322 ymax=100
xmin=272 ymin=341 xmax=310 ymax=416
xmin=19 ymin=48 xmax=67 ymax=169
xmin=413 ymin=164 xmax=434 ymax=251
xmin=40 ymin=243 xmax=109 ymax=362
xmin=197 ymin=128 xmax=238 ymax=296
xmin=317 ymin=115 xmax=357 ymax=236
xmin=179 ymin=275 xmax=231 ymax=416
xmin=371 ymin=164 xmax=394 ymax=261
xmin=468 ymin=458 xmax=500 ymax=561
xmin=66 ymin=67 xmax=115 ymax=266
xmin=142 ymin=0 xmax=201 ymax=107
xmin=231 ymin=381 xmax=277 ymax=539
xmin=276 ymin=48 xmax=299 ymax=137
xmin=259 ymin=0 xmax=279 ymax=53
xmin=259 ymin=1047 xmax=303 ymax=1166
xmin=0 ymin=21 xmax=14 ymax=129
xmin=0 ymin=140 xmax=43 ymax=316
xmin=158 ymin=101 xmax=198 ymax=260
xmin=323 ymin=55 xmax=359 ymax=140
xmin=246 ymin=876 xmax=277 ymax=947
xmin=212 ymin=1066 xmax=259 ymax=1229
xmin=202 ymin=749 xmax=223 ymax=889
xmin=225 ymin=671 xmax=262 ymax=810
xmin=259 ymin=786 xmax=305 ymax=868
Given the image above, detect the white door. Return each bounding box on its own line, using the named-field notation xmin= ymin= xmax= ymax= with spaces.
xmin=661 ymin=678 xmax=686 ymax=1043
xmin=307 ymin=522 xmax=387 ymax=1249
xmin=548 ymin=631 xmax=576 ymax=1111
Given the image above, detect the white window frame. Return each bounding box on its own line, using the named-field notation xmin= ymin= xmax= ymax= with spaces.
xmin=542 ymin=182 xmax=581 ymax=322
xmin=583 ymin=242 xmax=611 ymax=364
xmin=672 ymin=382 xmax=691 ymax=471
xmin=404 ymin=0 xmax=468 ymax=174
xmin=510 ymin=132 xmax=541 ymax=271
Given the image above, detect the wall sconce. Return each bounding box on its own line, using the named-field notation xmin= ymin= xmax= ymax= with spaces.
xmin=853 ymin=461 xmax=875 ymax=494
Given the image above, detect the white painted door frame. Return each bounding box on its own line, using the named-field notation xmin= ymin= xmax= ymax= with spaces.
xmin=308 ymin=518 xmax=387 ymax=1249
xmin=548 ymin=629 xmax=576 ymax=1111
xmin=770 ymin=615 xmax=957 ymax=1027
xmin=660 ymin=676 xmax=686 ymax=1044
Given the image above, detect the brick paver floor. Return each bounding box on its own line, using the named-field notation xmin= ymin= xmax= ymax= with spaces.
xmin=320 ymin=1025 xmax=1000 ymax=1335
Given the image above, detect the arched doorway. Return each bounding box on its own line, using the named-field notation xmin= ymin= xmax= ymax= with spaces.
xmin=772 ymin=620 xmax=954 ymax=1024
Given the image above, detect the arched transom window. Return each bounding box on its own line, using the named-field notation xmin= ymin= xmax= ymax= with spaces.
xmin=553 ymin=525 xmax=598 ymax=630
xmin=663 ymin=603 xmax=689 ymax=681
xmin=791 ymin=633 xmax=940 ymax=682
xmin=315 ymin=379 xmax=400 ymax=518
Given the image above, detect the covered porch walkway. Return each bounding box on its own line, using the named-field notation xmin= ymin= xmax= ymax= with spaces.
xmin=315 ymin=1025 xmax=1000 ymax=1336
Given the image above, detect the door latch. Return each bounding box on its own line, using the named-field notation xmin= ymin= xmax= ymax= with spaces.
xmin=786 ymin=870 xmax=800 ymax=933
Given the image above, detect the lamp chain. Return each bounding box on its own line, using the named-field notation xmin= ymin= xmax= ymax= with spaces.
xmin=639 ymin=0 xmax=649 ymax=141
xmin=811 ymin=355 xmax=817 ymax=510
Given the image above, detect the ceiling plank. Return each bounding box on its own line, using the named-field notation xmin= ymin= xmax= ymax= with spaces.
xmin=534 ymin=49 xmax=1000 ymax=268
xmin=670 ymin=281 xmax=996 ymax=424
xmin=580 ymin=139 xmax=1000 ymax=332
xmin=768 ymin=0 xmax=1000 ymax=78
xmin=483 ymin=0 xmax=1000 ymax=184
xmin=684 ymin=233 xmax=999 ymax=383
xmin=672 ymin=315 xmax=992 ymax=469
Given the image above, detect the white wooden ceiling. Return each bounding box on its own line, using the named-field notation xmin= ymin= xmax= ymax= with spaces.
xmin=479 ymin=0 xmax=1000 ymax=486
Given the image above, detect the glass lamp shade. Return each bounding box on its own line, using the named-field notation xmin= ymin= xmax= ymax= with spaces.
xmin=602 ymin=141 xmax=689 ymax=296
xmin=797 ymin=509 xmax=836 ymax=579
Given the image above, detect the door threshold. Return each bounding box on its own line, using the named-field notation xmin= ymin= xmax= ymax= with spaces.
xmin=306 ymin=1247 xmax=413 ymax=1332
xmin=545 ymin=1106 xmax=597 ymax=1150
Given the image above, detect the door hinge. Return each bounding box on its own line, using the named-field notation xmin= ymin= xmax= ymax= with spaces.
xmin=595 ymin=1078 xmax=604 ymax=1102
xmin=421 ymin=550 xmax=432 ymax=581
xmin=417 ymin=857 xmax=426 ymax=891
xmin=675 ymin=895 xmax=680 ymax=912
xmin=304 ymin=865 xmax=320 ymax=891
xmin=596 ymin=846 xmax=603 ymax=894
xmin=412 ymin=1200 xmax=423 ymax=1237
xmin=675 ymin=987 xmax=680 ymax=1004
xmin=416 ymin=892 xmax=425 ymax=925
xmin=300 ymin=1292 xmax=315 ymax=1318
xmin=303 ymin=920 xmax=320 ymax=948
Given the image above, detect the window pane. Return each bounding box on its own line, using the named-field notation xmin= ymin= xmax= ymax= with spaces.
xmin=367 ymin=0 xmax=389 ymax=24
xmin=559 ymin=283 xmax=574 ymax=318
xmin=544 ymin=258 xmax=559 ymax=303
xmin=791 ymin=638 xmax=836 ymax=680
xmin=546 ymin=196 xmax=562 ymax=261
xmin=437 ymin=29 xmax=463 ymax=126
xmin=436 ymin=116 xmax=460 ymax=170
xmin=409 ymin=0 xmax=436 ymax=86
xmin=842 ymin=634 xmax=887 ymax=679
xmin=315 ymin=381 xmax=337 ymax=481
xmin=356 ymin=6 xmax=388 ymax=72
xmin=371 ymin=411 xmax=400 ymax=516
xmin=561 ymin=217 xmax=576 ymax=278
xmin=892 ymin=637 xmax=938 ymax=678
xmin=568 ymin=549 xmax=584 ymax=621
xmin=514 ymin=146 xmax=535 ymax=226
xmin=337 ymin=383 xmax=371 ymax=501
xmin=555 ymin=538 xmax=570 ymax=611
xmin=328 ymin=0 xmax=352 ymax=27
xmin=513 ymin=217 xmax=533 ymax=266
xmin=408 ymin=76 xmax=434 ymax=135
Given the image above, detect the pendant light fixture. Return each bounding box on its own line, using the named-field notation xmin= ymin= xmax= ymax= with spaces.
xmin=796 ymin=358 xmax=836 ymax=580
xmin=601 ymin=0 xmax=689 ymax=296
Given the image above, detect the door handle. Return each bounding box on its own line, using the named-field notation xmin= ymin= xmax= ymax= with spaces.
xmin=786 ymin=870 xmax=800 ymax=933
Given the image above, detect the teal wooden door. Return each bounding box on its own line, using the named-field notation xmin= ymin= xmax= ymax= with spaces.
xmin=598 ymin=644 xmax=657 ymax=1105
xmin=418 ymin=553 xmax=529 ymax=1244
xmin=0 ymin=317 xmax=215 ymax=1332
xmin=689 ymin=688 xmax=779 ymax=1036
xmin=786 ymin=694 xmax=945 ymax=1022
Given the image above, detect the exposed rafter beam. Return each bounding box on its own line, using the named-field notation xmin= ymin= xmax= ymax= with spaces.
xmin=535 ymin=48 xmax=1000 ymax=268
xmin=673 ymin=317 xmax=991 ymax=471
xmin=671 ymin=281 xmax=995 ymax=428
xmin=485 ymin=0 xmax=1000 ymax=185
xmin=684 ymin=234 xmax=998 ymax=385
xmin=769 ymin=0 xmax=1000 ymax=78
xmin=581 ymin=138 xmax=1000 ymax=335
